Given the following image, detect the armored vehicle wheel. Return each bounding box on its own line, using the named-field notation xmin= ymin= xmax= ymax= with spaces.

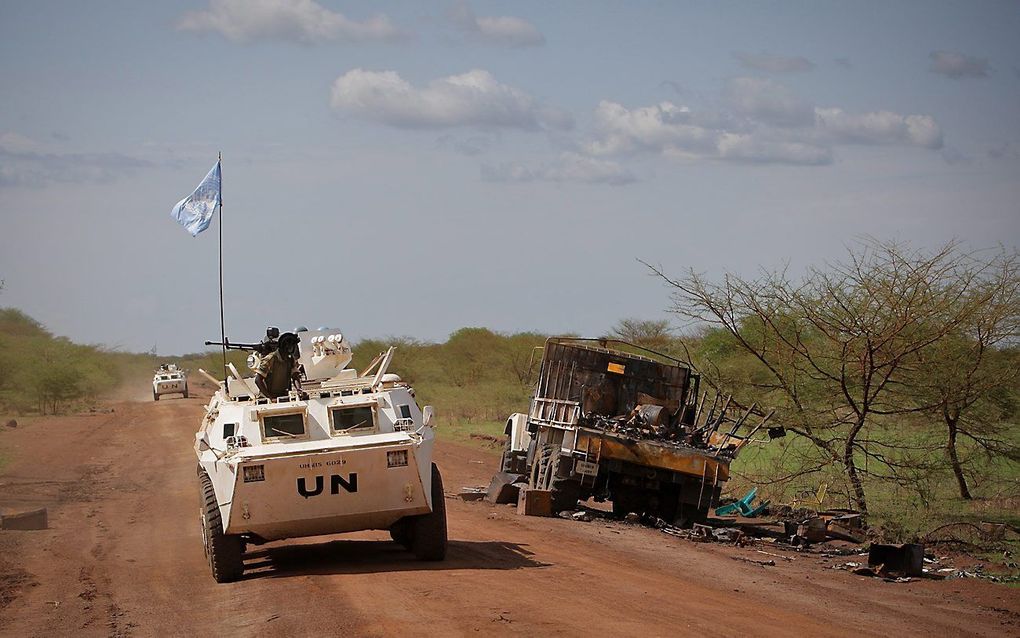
xmin=183 ymin=385 xmax=189 ymax=399
xmin=410 ymin=463 xmax=447 ymax=561
xmin=389 ymin=519 xmax=411 ymax=549
xmin=153 ymin=390 xmax=159 ymax=401
xmin=198 ymin=471 xmax=243 ymax=583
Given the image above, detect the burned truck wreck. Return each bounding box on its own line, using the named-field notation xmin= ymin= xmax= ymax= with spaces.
xmin=501 ymin=338 xmax=772 ymax=526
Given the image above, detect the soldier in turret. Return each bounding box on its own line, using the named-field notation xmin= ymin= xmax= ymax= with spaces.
xmin=254 ymin=332 xmax=302 ymax=399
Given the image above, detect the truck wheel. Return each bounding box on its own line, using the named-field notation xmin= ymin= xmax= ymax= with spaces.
xmin=410 ymin=464 xmax=448 ymax=561
xmin=183 ymin=385 xmax=189 ymax=399
xmin=499 ymin=439 xmax=526 ymax=474
xmin=389 ymin=519 xmax=411 ymax=549
xmin=652 ymin=486 xmax=680 ymax=525
xmin=199 ymin=471 xmax=243 ymax=582
xmin=674 ymin=504 xmax=710 ymax=529
xmin=611 ymin=486 xmax=642 ymax=518
xmin=153 ymin=390 xmax=159 ymax=401
xmin=550 ymin=476 xmax=581 ymax=512
xmin=499 ymin=438 xmax=514 ymax=473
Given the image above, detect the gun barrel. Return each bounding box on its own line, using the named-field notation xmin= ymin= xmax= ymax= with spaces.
xmin=204 ymin=340 xmax=262 ymax=350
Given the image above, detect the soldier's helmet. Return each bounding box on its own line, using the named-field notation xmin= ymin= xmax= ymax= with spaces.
xmin=278 ymin=332 xmax=300 ymax=357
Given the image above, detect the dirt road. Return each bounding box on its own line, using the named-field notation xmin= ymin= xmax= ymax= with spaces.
xmin=1 ymin=396 xmax=1017 ymax=637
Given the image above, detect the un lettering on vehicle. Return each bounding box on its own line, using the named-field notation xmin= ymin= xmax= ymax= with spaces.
xmin=297 ymin=473 xmax=358 ymax=499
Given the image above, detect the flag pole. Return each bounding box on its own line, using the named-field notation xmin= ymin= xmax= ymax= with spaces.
xmin=218 ymin=151 xmax=227 ymax=380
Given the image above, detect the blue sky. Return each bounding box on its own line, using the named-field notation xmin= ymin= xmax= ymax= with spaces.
xmin=1 ymin=1 xmax=1018 ymax=354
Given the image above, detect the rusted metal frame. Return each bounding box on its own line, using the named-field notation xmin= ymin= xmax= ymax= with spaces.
xmin=694 ymin=395 xmax=730 ymax=438
xmin=696 ymin=460 xmax=709 ymax=510
xmin=741 ymin=409 xmax=776 ymax=445
xmin=713 ymin=464 xmax=720 ymax=504
xmin=710 ymin=396 xmax=733 ymax=435
xmin=531 ymin=398 xmax=580 ymax=427
xmin=694 ymin=391 xmax=708 ymax=426
xmin=716 ymin=402 xmax=757 ymax=451
xmin=545 ymin=336 xmax=684 ymax=366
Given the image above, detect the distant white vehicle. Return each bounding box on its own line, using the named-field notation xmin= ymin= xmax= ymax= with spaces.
xmin=194 ymin=328 xmax=446 ymax=583
xmin=152 ymin=364 xmax=188 ymax=401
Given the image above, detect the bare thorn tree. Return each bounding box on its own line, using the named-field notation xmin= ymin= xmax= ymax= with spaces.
xmin=644 ymin=239 xmax=1015 ymax=518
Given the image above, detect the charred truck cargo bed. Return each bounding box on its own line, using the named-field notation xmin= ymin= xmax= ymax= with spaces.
xmin=500 ymin=338 xmax=772 ymax=525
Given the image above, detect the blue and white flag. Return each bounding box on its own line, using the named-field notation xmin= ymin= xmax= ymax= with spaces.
xmin=170 ymin=160 xmax=221 ymax=236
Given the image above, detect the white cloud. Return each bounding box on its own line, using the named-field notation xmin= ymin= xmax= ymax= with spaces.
xmin=0 ymin=132 xmax=153 ymax=187
xmin=586 ymin=100 xmax=829 ymax=165
xmin=735 ymin=52 xmax=814 ymax=73
xmin=0 ymin=131 xmax=46 ymax=155
xmin=815 ymin=108 xmax=943 ymax=149
xmin=450 ymin=1 xmax=545 ymax=47
xmin=482 ymin=152 xmax=635 ymax=185
xmin=587 ymin=101 xmax=719 ymax=156
xmin=987 ymin=141 xmax=1020 ymax=161
xmin=178 ymin=0 xmax=404 ymax=44
xmin=330 ymin=69 xmax=572 ymax=131
xmin=584 ymin=82 xmax=942 ymax=166
xmin=929 ymin=50 xmax=989 ymax=79
xmin=725 ymin=77 xmax=815 ymax=127
xmin=435 ymin=133 xmax=495 ymax=156
xmin=716 ymin=133 xmax=832 ymax=165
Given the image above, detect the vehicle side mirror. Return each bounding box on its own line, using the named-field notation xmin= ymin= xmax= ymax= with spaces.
xmin=422 ymin=405 xmax=435 ymax=428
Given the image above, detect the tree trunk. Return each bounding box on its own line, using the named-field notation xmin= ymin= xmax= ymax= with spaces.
xmin=946 ymin=415 xmax=972 ymax=500
xmin=844 ymin=421 xmax=868 ymax=519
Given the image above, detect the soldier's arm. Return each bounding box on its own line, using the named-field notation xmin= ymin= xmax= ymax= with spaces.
xmin=252 ymin=353 xmax=274 ymax=397
xmin=254 ymin=373 xmax=271 ymax=398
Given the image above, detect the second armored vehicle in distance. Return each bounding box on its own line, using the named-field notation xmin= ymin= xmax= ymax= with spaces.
xmin=152 ymin=364 xmax=188 ymax=400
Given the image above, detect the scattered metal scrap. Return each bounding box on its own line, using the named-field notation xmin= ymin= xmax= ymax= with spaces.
xmin=868 ymin=543 xmax=924 ymax=576
xmin=1 ymin=507 xmax=48 ymax=530
xmin=458 ymin=487 xmax=487 ymax=501
xmin=731 ymin=556 xmax=775 ymax=567
xmin=688 ymin=523 xmax=745 ymax=544
xmin=485 ymin=472 xmax=526 ymax=505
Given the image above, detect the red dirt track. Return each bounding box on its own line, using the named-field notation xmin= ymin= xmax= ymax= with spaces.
xmin=0 ymin=395 xmax=1017 ymax=636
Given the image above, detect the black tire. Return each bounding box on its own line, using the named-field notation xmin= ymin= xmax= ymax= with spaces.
xmin=389 ymin=519 xmax=411 ymax=549
xmin=153 ymin=390 xmax=159 ymax=401
xmin=611 ymin=485 xmax=642 ymax=518
xmin=183 ymin=385 xmax=189 ymax=399
xmin=199 ymin=471 xmax=243 ymax=583
xmin=410 ymin=464 xmax=448 ymax=561
xmin=550 ymin=476 xmax=581 ymax=513
xmin=499 ymin=440 xmax=527 ymax=474
xmin=673 ymin=504 xmax=710 ymax=529
xmin=499 ymin=438 xmax=514 ymax=473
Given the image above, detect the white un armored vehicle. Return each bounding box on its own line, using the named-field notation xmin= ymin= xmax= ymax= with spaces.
xmin=152 ymin=363 xmax=188 ymax=400
xmin=194 ymin=328 xmax=446 ymax=582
